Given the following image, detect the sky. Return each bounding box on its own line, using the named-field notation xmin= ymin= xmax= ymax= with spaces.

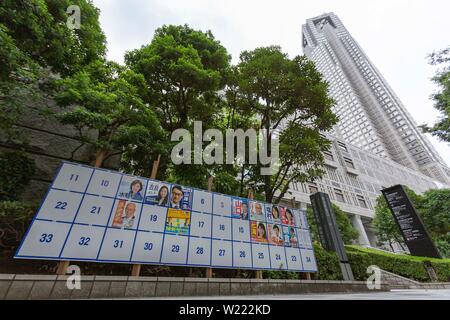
xmin=92 ymin=0 xmax=450 ymax=165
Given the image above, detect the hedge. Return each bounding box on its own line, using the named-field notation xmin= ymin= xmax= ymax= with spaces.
xmin=311 ymin=244 xmax=450 ymax=282
xmin=345 ymin=245 xmax=450 ymax=282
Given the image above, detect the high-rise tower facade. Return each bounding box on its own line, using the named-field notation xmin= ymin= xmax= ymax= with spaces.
xmin=301 ymin=12 xmax=450 ymax=184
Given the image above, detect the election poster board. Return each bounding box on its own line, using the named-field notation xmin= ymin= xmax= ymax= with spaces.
xmin=15 ymin=161 xmax=318 ymax=272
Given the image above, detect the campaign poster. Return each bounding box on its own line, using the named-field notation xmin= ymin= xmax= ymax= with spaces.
xmin=283 ymin=225 xmax=298 ymax=248
xmin=111 ymin=199 xmax=138 ymax=229
xmin=165 ymin=208 xmax=191 ymax=235
xmin=249 ymin=200 xmax=265 ymax=221
xmin=251 ymin=221 xmax=268 ymax=243
xmin=144 ymin=181 xmax=170 ymax=206
xmin=168 ymin=185 xmax=193 ymax=210
xmin=269 ymin=205 xmax=282 ymax=224
xmin=281 ymin=207 xmax=296 ymax=226
xmin=268 ymin=223 xmax=283 ymax=246
xmin=232 ymin=197 xmax=249 ymax=220
xmin=117 ymin=176 xmax=146 ymax=202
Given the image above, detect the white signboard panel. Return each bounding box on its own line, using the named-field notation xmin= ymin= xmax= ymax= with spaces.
xmin=15 ymin=161 xmax=318 ymax=272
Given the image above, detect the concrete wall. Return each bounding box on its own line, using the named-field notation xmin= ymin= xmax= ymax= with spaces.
xmin=1 ymin=102 xmax=120 ymax=203
xmin=0 ymin=274 xmax=390 ymax=300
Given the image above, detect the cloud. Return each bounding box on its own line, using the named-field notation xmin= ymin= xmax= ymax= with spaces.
xmin=92 ymin=0 xmax=450 ymax=165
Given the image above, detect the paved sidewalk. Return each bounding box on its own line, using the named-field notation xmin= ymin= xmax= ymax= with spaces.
xmin=144 ymin=289 xmax=450 ymax=300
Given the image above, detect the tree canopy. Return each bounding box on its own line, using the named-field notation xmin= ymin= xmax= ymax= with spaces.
xmin=421 ymin=47 xmax=450 ymax=142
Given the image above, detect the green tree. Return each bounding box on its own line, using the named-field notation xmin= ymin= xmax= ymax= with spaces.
xmin=125 ymin=24 xmax=231 ymax=185
xmin=54 ymin=60 xmax=165 ymax=168
xmin=419 ymin=189 xmax=450 ymax=258
xmin=0 ymin=0 xmax=106 ymax=142
xmin=0 ymin=0 xmax=106 ymax=77
xmin=233 ymin=46 xmax=337 ymax=203
xmin=307 ymin=204 xmax=359 ymax=245
xmin=421 ymin=47 xmax=450 ymax=142
xmin=125 ymin=24 xmax=230 ymax=132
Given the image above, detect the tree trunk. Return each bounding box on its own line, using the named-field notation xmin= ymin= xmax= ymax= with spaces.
xmin=94 ymin=149 xmax=107 ymax=168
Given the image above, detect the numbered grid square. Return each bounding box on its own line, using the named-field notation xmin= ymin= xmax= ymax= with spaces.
xmin=232 ymin=219 xmax=251 ymax=242
xmin=212 ymin=194 xmax=231 ymax=217
xmin=292 ymin=209 xmax=302 ymax=228
xmin=300 ymin=211 xmax=309 ymax=229
xmin=138 ymin=204 xmax=167 ymax=232
xmin=109 ymin=199 xmax=141 ymax=230
xmin=131 ymin=231 xmax=164 ymax=263
xmin=269 ymin=245 xmax=288 ymax=270
xmin=52 ymin=163 xmax=93 ymax=193
xmin=190 ymin=212 xmax=212 ymax=238
xmin=232 ymin=242 xmax=252 ymax=268
xmin=60 ymin=224 xmax=105 ymax=260
xmin=192 ymin=189 xmax=212 ymax=213
xmin=116 ymin=175 xmax=147 ymax=202
xmin=285 ymin=247 xmax=303 ymax=271
xmin=251 ymin=243 xmax=271 ymax=269
xmin=36 ymin=189 xmax=83 ymax=223
xmin=160 ymin=234 xmax=189 ymax=265
xmin=249 ymin=200 xmax=265 ymax=222
xmin=187 ymin=237 xmax=211 ymax=266
xmin=211 ymin=240 xmax=232 ymax=267
xmin=299 ymin=229 xmax=313 ymax=249
xmin=74 ymin=195 xmax=115 ymax=226
xmin=300 ymin=249 xmax=317 ymax=271
xmin=97 ymin=228 xmax=136 ymax=261
xmin=86 ymin=170 xmax=122 ymax=197
xmin=16 ymin=220 xmax=71 ymax=258
xmin=212 ymin=215 xmax=232 ymax=240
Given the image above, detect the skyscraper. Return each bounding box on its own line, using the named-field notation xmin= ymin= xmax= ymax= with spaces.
xmin=301 ymin=12 xmax=450 ymax=185
xmin=277 ymin=13 xmax=449 ymax=250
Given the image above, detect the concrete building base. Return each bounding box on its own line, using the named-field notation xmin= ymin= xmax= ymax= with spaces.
xmin=0 ymin=274 xmax=392 ymax=300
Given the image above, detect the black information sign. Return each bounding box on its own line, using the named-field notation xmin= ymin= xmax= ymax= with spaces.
xmin=382 ymin=185 xmax=441 ymax=259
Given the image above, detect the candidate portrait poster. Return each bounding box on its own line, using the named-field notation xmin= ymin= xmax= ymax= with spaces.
xmin=117 ymin=176 xmax=147 ymax=202
xmin=232 ymin=197 xmax=249 ymax=220
xmin=144 ymin=181 xmax=170 ymax=206
xmin=249 ymin=200 xmax=265 ymax=221
xmin=111 ymin=199 xmax=139 ymax=229
xmin=251 ymin=221 xmax=268 ymax=243
xmin=283 ymin=225 xmax=298 ymax=248
xmin=169 ymin=185 xmax=193 ymax=210
xmin=281 ymin=206 xmax=296 ymax=226
xmin=269 ymin=205 xmax=282 ymax=224
xmin=268 ymin=223 xmax=283 ymax=246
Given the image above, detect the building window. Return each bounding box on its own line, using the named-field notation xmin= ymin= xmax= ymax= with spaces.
xmin=334 ymin=188 xmax=345 ymax=203
xmin=343 ymin=157 xmax=355 ymax=169
xmin=337 ymin=141 xmax=348 ymax=152
xmin=357 ymin=195 xmax=368 ymax=208
xmin=323 ymin=150 xmax=334 ymax=161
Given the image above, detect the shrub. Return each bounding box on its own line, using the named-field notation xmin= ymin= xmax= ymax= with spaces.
xmin=0 ymin=200 xmax=36 ymax=251
xmin=346 ymin=245 xmax=450 ymax=282
xmin=313 ymin=243 xmax=343 ymax=280
xmin=0 ymin=151 xmax=36 ymax=201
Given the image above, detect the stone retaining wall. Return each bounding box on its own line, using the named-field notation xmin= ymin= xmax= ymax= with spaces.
xmin=0 ymin=274 xmax=389 ymax=300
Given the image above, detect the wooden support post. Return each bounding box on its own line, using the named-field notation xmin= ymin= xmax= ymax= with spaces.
xmin=56 ymin=260 xmax=70 ymax=275
xmin=131 ymin=155 xmax=161 ymax=277
xmin=205 ymin=176 xmax=214 ymax=279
